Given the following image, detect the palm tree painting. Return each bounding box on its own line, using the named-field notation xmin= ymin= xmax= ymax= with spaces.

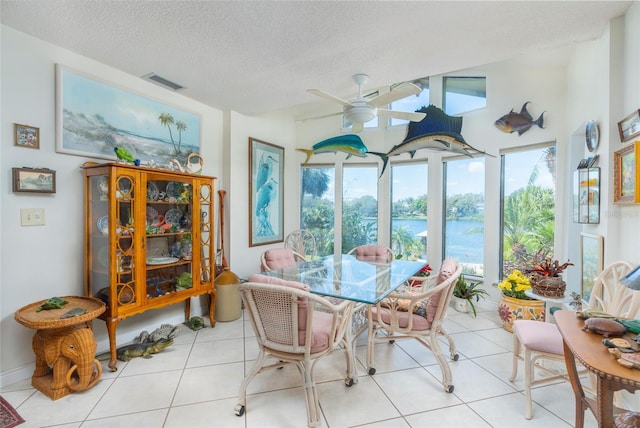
xmin=249 ymin=138 xmax=284 ymax=246
xmin=56 ymin=65 xmax=200 ymax=164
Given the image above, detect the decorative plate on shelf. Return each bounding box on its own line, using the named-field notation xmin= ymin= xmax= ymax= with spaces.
xmin=147 ymin=181 xmax=159 ymax=201
xmin=166 ymin=181 xmax=184 ymax=198
xmin=164 ymin=208 xmax=183 ymax=225
xmin=97 ymin=216 xmax=109 ymax=235
xmin=146 ymin=257 xmax=179 ymax=265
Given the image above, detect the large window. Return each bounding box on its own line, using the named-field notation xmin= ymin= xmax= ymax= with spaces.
xmin=443 ymin=76 xmax=486 ymax=115
xmin=301 ymin=166 xmax=335 ymax=257
xmin=342 ymin=165 xmax=379 ymax=252
xmin=443 ymin=157 xmax=485 ymax=277
xmin=390 ymin=78 xmax=430 ymax=127
xmin=391 ymin=162 xmax=428 ymax=260
xmin=501 ymin=145 xmax=556 ymax=277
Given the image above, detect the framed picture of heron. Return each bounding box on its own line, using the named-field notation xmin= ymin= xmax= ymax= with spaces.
xmin=249 ymin=137 xmax=284 ymax=247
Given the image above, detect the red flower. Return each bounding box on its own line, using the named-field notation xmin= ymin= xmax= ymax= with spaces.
xmin=415 ymin=264 xmax=432 ymax=277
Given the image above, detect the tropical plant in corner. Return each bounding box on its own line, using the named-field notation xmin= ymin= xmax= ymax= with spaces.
xmin=452 ymin=275 xmax=489 ymax=317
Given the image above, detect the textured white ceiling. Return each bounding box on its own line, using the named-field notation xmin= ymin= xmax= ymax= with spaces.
xmin=1 ymin=1 xmax=632 ymax=119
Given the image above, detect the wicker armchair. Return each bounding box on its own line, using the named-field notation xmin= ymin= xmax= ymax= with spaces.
xmin=234 ymin=274 xmax=353 ymax=427
xmin=366 ymin=259 xmax=462 ymax=393
xmin=284 ymin=229 xmax=317 ymax=260
xmin=260 ymin=247 xmax=306 ymax=272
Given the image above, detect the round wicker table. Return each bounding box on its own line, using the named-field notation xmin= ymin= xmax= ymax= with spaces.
xmin=15 ymin=296 xmax=105 ymax=400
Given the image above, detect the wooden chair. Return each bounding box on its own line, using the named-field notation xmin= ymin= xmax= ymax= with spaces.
xmin=260 ymin=247 xmax=306 ymax=272
xmin=284 ymin=229 xmax=317 ymax=260
xmin=347 ymin=244 xmax=395 ymax=263
xmin=234 ymin=274 xmax=353 ymax=427
xmin=510 ymin=260 xmax=637 ymax=419
xmin=366 ymin=259 xmax=462 ymax=393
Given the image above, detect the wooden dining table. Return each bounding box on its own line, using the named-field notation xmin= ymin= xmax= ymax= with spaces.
xmin=554 ymin=310 xmax=640 ymax=428
xmin=263 ymin=253 xmax=424 ymax=386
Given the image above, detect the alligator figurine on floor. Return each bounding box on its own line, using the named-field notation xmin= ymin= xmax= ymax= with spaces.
xmin=97 ymin=338 xmax=174 ymax=362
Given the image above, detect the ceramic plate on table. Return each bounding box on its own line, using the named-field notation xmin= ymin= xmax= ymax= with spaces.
xmin=146 ymin=257 xmax=179 ymax=265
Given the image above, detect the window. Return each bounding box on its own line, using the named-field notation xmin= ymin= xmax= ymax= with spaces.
xmin=301 ymin=166 xmax=335 ymax=257
xmin=443 ymin=157 xmax=485 ymax=277
xmin=389 ymin=78 xmax=430 ymax=127
xmin=500 ymin=145 xmax=556 ymax=277
xmin=443 ymin=76 xmax=486 ymax=115
xmin=342 ymin=165 xmax=379 ymax=252
xmin=391 ymin=162 xmax=428 ymax=260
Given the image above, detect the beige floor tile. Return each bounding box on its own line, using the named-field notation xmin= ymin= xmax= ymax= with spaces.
xmin=405 ymin=403 xmax=492 ymax=427
xmin=173 ymin=362 xmax=244 ymax=405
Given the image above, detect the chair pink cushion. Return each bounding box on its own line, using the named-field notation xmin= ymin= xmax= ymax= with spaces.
xmin=371 ymin=307 xmax=432 ymax=331
xmin=353 ymin=245 xmax=390 ymax=262
xmin=263 ymin=247 xmax=297 ymax=270
xmin=426 ymin=258 xmax=457 ymax=322
xmin=513 ymin=320 xmax=564 ymax=355
xmin=248 ymin=274 xmax=333 ymax=353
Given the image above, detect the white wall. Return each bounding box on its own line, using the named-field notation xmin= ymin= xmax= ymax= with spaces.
xmin=0 ymin=27 xmax=224 ymax=384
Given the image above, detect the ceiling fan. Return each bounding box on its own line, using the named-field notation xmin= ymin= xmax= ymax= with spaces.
xmin=307 ymin=74 xmax=426 ymax=132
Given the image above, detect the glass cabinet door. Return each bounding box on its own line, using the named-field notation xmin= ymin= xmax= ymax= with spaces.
xmin=145 ymin=177 xmax=194 ymax=300
xmin=574 ymin=168 xmax=600 ymax=224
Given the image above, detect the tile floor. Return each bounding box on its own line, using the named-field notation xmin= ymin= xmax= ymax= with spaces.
xmin=1 ymin=307 xmax=600 ymax=427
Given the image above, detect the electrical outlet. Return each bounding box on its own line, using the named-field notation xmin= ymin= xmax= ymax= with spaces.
xmin=20 ymin=208 xmax=45 ymax=226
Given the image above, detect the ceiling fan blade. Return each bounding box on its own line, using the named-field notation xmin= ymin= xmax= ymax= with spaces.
xmin=297 ymin=111 xmax=343 ymax=122
xmin=369 ymin=82 xmax=422 ymax=107
xmin=378 ymin=109 xmax=426 ymax=122
xmin=307 ymin=89 xmax=353 ymax=107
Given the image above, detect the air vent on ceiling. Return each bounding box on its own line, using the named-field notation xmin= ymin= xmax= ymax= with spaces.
xmin=142 ymin=73 xmax=184 ymax=91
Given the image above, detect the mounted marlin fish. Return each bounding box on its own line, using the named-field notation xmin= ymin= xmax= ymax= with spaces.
xmin=297 ymin=134 xmax=382 ymax=164
xmin=494 ymin=102 xmax=545 ymax=135
xmin=377 ymin=105 xmax=489 ymax=177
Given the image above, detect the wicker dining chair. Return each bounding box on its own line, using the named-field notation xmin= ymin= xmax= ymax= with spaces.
xmin=234 ymin=273 xmax=353 ymax=427
xmin=347 ymin=244 xmax=395 ymax=263
xmin=284 ymin=229 xmax=317 ymax=260
xmin=260 ymin=247 xmax=306 ymax=272
xmin=510 ymin=260 xmax=637 ymax=419
xmin=366 ymin=258 xmax=462 ymax=393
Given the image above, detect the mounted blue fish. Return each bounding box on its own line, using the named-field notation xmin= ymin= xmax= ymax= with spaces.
xmin=377 ymin=105 xmax=489 ymax=177
xmin=495 ymin=102 xmax=545 ymax=135
xmin=297 ymin=134 xmax=372 ymax=164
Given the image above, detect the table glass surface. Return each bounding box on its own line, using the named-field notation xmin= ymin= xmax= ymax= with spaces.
xmin=263 ymin=254 xmax=425 ymax=304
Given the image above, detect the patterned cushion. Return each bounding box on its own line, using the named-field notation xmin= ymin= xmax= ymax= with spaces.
xmin=381 ymin=290 xmax=430 ymax=319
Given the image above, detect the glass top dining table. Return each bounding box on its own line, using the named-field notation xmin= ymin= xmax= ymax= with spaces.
xmin=263 ymin=254 xmax=425 ymax=304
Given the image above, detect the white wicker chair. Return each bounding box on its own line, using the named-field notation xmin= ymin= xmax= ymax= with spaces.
xmin=366 ymin=259 xmax=462 ymax=393
xmin=284 ymin=229 xmax=317 ymax=260
xmin=260 ymin=247 xmax=306 ymax=272
xmin=510 ymin=260 xmax=637 ymax=419
xmin=235 ymin=274 xmax=353 ymax=427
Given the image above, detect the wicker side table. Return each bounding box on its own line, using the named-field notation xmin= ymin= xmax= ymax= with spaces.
xmin=15 ymin=296 xmax=105 ymax=400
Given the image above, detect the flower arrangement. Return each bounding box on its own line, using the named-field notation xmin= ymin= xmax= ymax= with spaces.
xmin=524 ymin=257 xmax=574 ymax=277
xmin=498 ymin=269 xmax=533 ymax=300
xmin=415 ymin=264 xmax=432 ymax=277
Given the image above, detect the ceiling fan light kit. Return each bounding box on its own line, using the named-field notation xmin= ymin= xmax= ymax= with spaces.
xmin=307 ymin=73 xmax=425 ymax=132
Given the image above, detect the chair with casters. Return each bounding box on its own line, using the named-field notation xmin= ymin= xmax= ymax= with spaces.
xmin=234 ymin=274 xmax=353 ymax=427
xmin=366 ymin=258 xmax=462 ymax=393
xmin=284 ymin=229 xmax=317 ymax=260
xmin=260 ymin=247 xmax=306 ymax=272
xmin=347 ymin=244 xmax=395 ymax=263
xmin=510 ymin=260 xmax=637 ymax=420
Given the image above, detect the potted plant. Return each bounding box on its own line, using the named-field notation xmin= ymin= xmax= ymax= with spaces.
xmin=524 ymin=255 xmax=574 ymax=298
xmin=408 ymin=264 xmax=432 ymax=287
xmin=497 ymin=269 xmax=545 ymax=332
xmin=452 ymin=275 xmax=489 ymax=317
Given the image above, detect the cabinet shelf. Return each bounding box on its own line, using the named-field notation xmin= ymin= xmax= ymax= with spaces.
xmin=84 ymin=163 xmax=217 ymax=371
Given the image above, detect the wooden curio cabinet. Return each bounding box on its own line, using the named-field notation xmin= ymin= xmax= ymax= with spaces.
xmin=83 ymin=163 xmax=217 ymax=370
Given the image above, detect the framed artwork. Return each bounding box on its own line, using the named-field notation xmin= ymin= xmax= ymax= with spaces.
xmin=617 ymin=109 xmax=640 ymax=142
xmin=248 ymin=137 xmax=284 ymax=247
xmin=14 ymin=123 xmax=40 ymax=149
xmin=613 ymin=141 xmax=640 ymax=204
xmin=55 ymin=64 xmax=201 ymax=164
xmin=573 ymin=167 xmax=600 ymax=224
xmin=12 ymin=167 xmax=56 ymax=193
xmin=580 ymin=233 xmax=603 ymax=303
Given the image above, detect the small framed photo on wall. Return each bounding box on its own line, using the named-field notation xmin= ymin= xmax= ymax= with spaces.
xmin=14 ymin=123 xmax=40 ymax=149
xmin=12 ymin=167 xmax=56 ymax=194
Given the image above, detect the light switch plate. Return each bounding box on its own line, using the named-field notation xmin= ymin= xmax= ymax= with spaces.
xmin=20 ymin=208 xmax=45 ymax=226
